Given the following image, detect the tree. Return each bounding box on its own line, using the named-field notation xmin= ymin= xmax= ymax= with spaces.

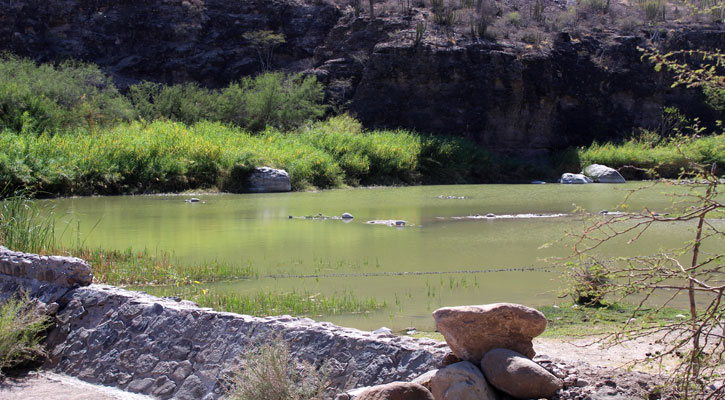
xmin=565 ymin=48 xmax=724 ymax=398
xmin=243 ymin=30 xmax=286 ymax=71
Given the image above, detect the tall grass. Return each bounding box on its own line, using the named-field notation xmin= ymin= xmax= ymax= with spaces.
xmin=0 ymin=116 xmax=496 ymax=196
xmin=143 ymin=285 xmax=386 ymax=317
xmin=578 ymin=134 xmax=725 ymax=178
xmin=0 ymin=195 xmax=56 ymax=254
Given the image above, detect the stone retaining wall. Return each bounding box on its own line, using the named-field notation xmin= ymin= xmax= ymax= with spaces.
xmin=0 ymin=247 xmax=448 ymax=399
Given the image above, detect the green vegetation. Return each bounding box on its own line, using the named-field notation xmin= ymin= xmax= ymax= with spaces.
xmin=0 ymin=293 xmax=50 ymax=375
xmin=578 ymin=132 xmax=724 ymax=178
xmin=0 ymin=195 xmax=56 ymax=254
xmin=225 ymin=335 xmax=329 ymax=400
xmin=144 ymin=285 xmax=386 ymax=317
xmin=0 ymin=116 xmax=497 ymax=196
xmin=0 ymin=54 xmax=133 ymax=133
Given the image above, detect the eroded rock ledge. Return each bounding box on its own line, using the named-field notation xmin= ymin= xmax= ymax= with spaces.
xmin=0 ymin=247 xmax=447 ymax=399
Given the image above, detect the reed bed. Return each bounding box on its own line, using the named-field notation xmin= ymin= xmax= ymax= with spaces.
xmin=578 ymin=134 xmax=725 ymax=178
xmin=143 ymin=285 xmax=387 ymax=317
xmin=0 ymin=116 xmax=495 ymax=196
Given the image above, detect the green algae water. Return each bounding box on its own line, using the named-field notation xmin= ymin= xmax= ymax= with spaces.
xmin=45 ymin=183 xmax=723 ymax=331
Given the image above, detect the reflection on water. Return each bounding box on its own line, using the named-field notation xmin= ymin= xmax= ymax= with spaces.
xmin=45 ymin=183 xmax=722 ymax=330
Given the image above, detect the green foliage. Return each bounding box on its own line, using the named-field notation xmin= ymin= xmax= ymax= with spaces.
xmin=0 ymin=54 xmax=133 ymax=133
xmin=414 ymin=22 xmax=427 ymax=46
xmin=128 ymin=82 xmax=219 ymax=125
xmin=0 ymin=116 xmax=494 ymax=196
xmin=505 ymin=11 xmax=522 ymax=27
xmin=0 ymin=293 xmax=50 ymax=374
xmin=225 ymin=335 xmax=329 ymax=400
xmin=242 ymin=30 xmax=286 ymax=71
xmin=129 ymin=72 xmax=325 ymax=132
xmin=578 ymin=133 xmax=725 ymax=178
xmin=637 ymin=0 xmax=666 ymax=22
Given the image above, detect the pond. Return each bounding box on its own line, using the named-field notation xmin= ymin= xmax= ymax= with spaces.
xmin=46 ymin=183 xmax=722 ymax=331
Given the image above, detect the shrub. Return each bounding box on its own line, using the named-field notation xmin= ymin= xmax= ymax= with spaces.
xmin=0 ymin=55 xmax=134 ymax=133
xmin=0 ymin=293 xmax=50 ymax=375
xmin=128 ymin=82 xmax=220 ymax=125
xmin=505 ymin=11 xmax=521 ymax=27
xmin=225 ymin=335 xmax=329 ymax=400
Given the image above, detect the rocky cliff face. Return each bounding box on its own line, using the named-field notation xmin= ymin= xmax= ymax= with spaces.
xmin=1 ymin=0 xmax=722 ymax=157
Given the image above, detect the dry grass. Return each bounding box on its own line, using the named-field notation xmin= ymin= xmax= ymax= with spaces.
xmin=0 ymin=293 xmax=50 ymax=375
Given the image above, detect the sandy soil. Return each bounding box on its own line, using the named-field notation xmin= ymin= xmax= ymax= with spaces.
xmin=0 ymin=371 xmax=151 ymax=400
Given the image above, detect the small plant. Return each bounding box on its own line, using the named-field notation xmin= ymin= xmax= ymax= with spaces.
xmin=225 ymin=335 xmax=330 ymax=400
xmin=638 ymin=0 xmax=666 ymax=22
xmin=0 ymin=293 xmax=51 ymax=375
xmin=506 ymin=11 xmax=521 ymax=27
xmin=531 ymin=0 xmax=545 ymax=21
xmin=414 ymin=21 xmax=427 ymax=46
xmin=0 ymin=195 xmax=55 ymax=254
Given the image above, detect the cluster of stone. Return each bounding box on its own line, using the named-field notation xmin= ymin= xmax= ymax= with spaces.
xmin=339 ymin=303 xmax=563 ymax=400
xmin=560 ymin=164 xmax=626 ymax=184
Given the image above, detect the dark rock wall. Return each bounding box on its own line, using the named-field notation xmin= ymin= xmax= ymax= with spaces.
xmin=1 ymin=0 xmax=722 ymax=156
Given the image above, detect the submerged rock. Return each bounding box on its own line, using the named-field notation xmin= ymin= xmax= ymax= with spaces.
xmin=583 ymin=164 xmax=626 ymax=183
xmin=559 ymin=173 xmax=593 ymax=184
xmin=433 ymin=303 xmax=546 ymax=361
xmin=341 ymin=212 xmax=354 ymax=219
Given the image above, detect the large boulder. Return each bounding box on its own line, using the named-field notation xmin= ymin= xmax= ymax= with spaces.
xmin=583 ymin=164 xmax=626 ymax=183
xmin=432 ymin=303 xmax=546 ymax=360
xmin=430 ymin=361 xmax=497 ymax=400
xmin=0 ymin=246 xmax=92 ymax=287
xmin=559 ymin=173 xmax=593 ymax=184
xmin=481 ymin=348 xmax=563 ymax=399
xmin=355 ymin=382 xmax=433 ymax=400
xmin=247 ymin=167 xmax=291 ymax=193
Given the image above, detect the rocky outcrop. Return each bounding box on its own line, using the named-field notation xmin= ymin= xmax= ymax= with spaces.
xmin=247 ymin=167 xmax=291 ymax=193
xmin=481 ymin=348 xmax=563 ymax=398
xmin=559 ymin=173 xmax=593 ymax=184
xmin=2 ymin=0 xmax=722 ymax=158
xmin=583 ymin=164 xmax=626 ymax=183
xmin=0 ymin=246 xmax=92 ymax=288
xmin=432 ymin=303 xmax=547 ymax=361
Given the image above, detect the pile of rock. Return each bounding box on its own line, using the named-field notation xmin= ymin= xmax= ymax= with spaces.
xmin=337 ymin=303 xmax=562 ymax=400
xmin=559 ymin=164 xmax=626 ymax=184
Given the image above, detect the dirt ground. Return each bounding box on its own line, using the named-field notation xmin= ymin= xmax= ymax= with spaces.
xmin=0 ymin=371 xmax=151 ymax=400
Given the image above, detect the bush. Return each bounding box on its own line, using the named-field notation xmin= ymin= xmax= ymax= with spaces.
xmin=128 ymin=82 xmax=220 ymax=125
xmin=225 ymin=335 xmax=329 ymax=400
xmin=0 ymin=54 xmax=134 ymax=133
xmin=0 ymin=293 xmax=50 ymax=375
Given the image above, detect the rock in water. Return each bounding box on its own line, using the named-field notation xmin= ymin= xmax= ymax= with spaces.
xmin=559 ymin=173 xmax=593 ymax=184
xmin=341 ymin=212 xmax=354 ymax=219
xmin=432 ymin=303 xmax=546 ymax=360
xmin=247 ymin=167 xmax=291 ymax=193
xmin=430 ymin=361 xmax=497 ymax=400
xmin=583 ymin=164 xmax=626 ymax=183
xmin=356 ymin=382 xmax=434 ymax=400
xmin=481 ymin=348 xmax=563 ymax=399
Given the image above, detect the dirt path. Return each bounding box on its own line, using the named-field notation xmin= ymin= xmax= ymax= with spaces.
xmin=0 ymin=371 xmax=151 ymax=400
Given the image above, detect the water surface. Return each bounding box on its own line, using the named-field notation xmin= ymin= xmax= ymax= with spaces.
xmin=47 ymin=183 xmax=721 ymax=330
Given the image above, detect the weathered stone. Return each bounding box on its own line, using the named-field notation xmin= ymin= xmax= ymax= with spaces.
xmin=247 ymin=167 xmax=291 ymax=193
xmin=0 ymin=246 xmax=92 ymax=287
xmin=559 ymin=173 xmax=593 ymax=184
xmin=583 ymin=164 xmax=626 ymax=183
xmin=432 ymin=303 xmax=546 ymax=361
xmin=411 ymin=369 xmax=438 ymax=391
xmin=176 ymin=375 xmax=207 ymax=400
xmin=430 ymin=361 xmax=497 ymax=400
xmin=356 ymin=382 xmax=433 ymax=400
xmin=127 ymin=378 xmax=155 ymax=393
xmin=481 ymin=348 xmax=563 ymax=399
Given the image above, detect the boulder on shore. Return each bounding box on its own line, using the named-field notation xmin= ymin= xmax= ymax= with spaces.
xmin=430 ymin=361 xmax=497 ymax=400
xmin=481 ymin=348 xmax=563 ymax=399
xmin=247 ymin=167 xmax=291 ymax=193
xmin=559 ymin=173 xmax=593 ymax=184
xmin=355 ymin=382 xmax=433 ymax=400
xmin=433 ymin=303 xmax=546 ymax=360
xmin=583 ymin=164 xmax=626 ymax=183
